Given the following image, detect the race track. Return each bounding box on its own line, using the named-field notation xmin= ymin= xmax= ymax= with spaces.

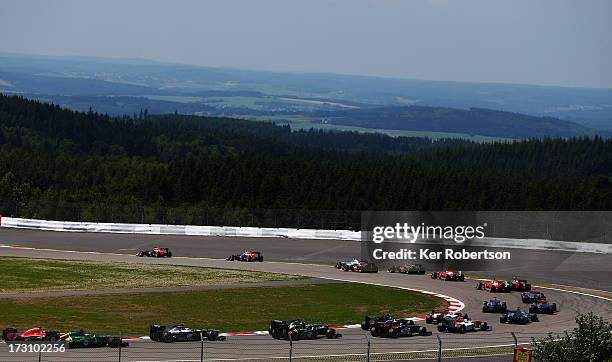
xmin=2 ymin=228 xmax=611 ymax=290
xmin=0 ymin=228 xmax=611 ymax=361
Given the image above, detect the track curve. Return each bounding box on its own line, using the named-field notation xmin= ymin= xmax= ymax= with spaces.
xmin=0 ymin=229 xmax=611 ymax=361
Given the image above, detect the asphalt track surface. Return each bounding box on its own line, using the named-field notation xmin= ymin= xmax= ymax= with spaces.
xmin=1 ymin=228 xmax=611 ymax=290
xmin=0 ymin=228 xmax=611 ymax=361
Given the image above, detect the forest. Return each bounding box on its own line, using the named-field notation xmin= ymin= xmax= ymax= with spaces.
xmin=0 ymin=94 xmax=610 ymax=229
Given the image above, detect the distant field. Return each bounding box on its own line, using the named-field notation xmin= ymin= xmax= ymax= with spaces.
xmin=0 ymin=283 xmax=446 ymax=334
xmin=142 ymin=95 xmax=506 ymax=141
xmin=252 ymin=115 xmax=505 ymax=142
xmin=0 ymin=257 xmax=301 ymax=292
xmin=144 ymin=95 xmax=205 ymax=103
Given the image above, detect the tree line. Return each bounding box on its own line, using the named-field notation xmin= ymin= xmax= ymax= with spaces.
xmin=0 ymin=94 xmax=610 ymax=227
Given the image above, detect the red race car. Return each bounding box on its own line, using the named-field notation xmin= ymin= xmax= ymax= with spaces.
xmin=2 ymin=327 xmax=60 ymax=342
xmin=431 ymin=269 xmax=465 ymax=281
xmin=476 ymin=279 xmax=512 ymax=293
xmin=509 ymin=278 xmax=532 ymax=292
xmin=227 ymin=250 xmax=264 ymax=262
xmin=137 ymin=247 xmax=172 ymax=258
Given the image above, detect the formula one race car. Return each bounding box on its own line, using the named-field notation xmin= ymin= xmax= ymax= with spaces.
xmin=509 ymin=278 xmax=532 ymax=292
xmin=59 ymin=330 xmax=128 ymax=348
xmin=335 ymin=258 xmax=359 ymax=269
xmin=341 ymin=260 xmax=378 ymax=273
xmin=476 ymin=279 xmax=512 ymax=293
xmin=388 ymin=263 xmax=426 ymax=274
xmin=425 ymin=310 xmax=462 ymax=324
xmin=367 ymin=318 xmax=431 ymax=338
xmin=137 ymin=247 xmax=172 ymax=258
xmin=362 ymin=315 xmax=392 ymax=330
xmin=431 ymin=269 xmax=464 ymax=281
xmin=529 ymin=300 xmax=557 ymax=314
xmin=500 ymin=309 xmax=539 ymax=324
xmin=2 ymin=327 xmax=61 ymax=342
xmin=150 ymin=324 xmax=226 ymax=343
xmin=436 ymin=315 xmax=490 ymax=333
xmin=269 ymin=320 xmax=341 ymax=340
xmin=226 ymin=250 xmax=263 ymax=262
xmin=521 ymin=290 xmax=547 ymax=303
xmin=482 ymin=298 xmax=508 ymax=313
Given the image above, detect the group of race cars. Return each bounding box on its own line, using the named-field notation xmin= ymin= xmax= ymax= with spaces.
xmin=476 ymin=277 xmax=558 ymax=324
xmin=136 ymin=247 xmax=265 ymax=263
xmin=2 ymin=327 xmax=128 ymax=348
xmin=1 ymin=249 xmax=560 ymax=348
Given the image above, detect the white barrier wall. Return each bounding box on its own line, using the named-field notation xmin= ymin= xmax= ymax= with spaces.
xmin=0 ymin=216 xmax=610 ymax=253
xmin=0 ymin=217 xmax=361 ymax=241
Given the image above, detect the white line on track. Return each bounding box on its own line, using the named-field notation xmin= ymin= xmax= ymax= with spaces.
xmin=130 ymin=342 xmax=530 ymax=362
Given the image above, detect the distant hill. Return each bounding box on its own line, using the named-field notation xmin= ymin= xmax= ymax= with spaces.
xmin=318 ymin=106 xmax=603 ymax=139
xmin=1 ymin=52 xmax=611 ymax=137
xmin=2 ymin=52 xmax=612 ymax=130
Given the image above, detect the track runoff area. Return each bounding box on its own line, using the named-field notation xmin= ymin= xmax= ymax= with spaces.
xmin=0 ymin=216 xmax=611 ymax=361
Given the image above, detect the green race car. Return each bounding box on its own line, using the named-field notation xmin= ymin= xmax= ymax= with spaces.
xmin=60 ymin=331 xmax=128 ymax=348
xmin=269 ymin=320 xmax=341 ymax=340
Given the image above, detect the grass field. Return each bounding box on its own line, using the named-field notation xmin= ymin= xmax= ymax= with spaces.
xmin=251 ymin=115 xmax=505 ymax=142
xmin=0 ymin=257 xmax=302 ymax=292
xmin=0 ymin=283 xmax=446 ymax=334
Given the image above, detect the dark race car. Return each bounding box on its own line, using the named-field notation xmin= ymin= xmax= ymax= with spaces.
xmin=500 ymin=309 xmax=539 ymax=324
xmin=476 ymin=279 xmax=512 ymax=293
xmin=362 ymin=315 xmax=392 ymax=331
xmin=2 ymin=327 xmax=61 ymax=342
xmin=368 ymin=318 xmax=431 ymax=338
xmin=150 ymin=324 xmax=226 ymax=343
xmin=529 ymin=300 xmax=557 ymax=314
xmin=269 ymin=320 xmax=341 ymax=340
xmin=431 ymin=269 xmax=464 ymax=281
xmin=509 ymin=278 xmax=532 ymax=292
xmin=59 ymin=331 xmax=128 ymax=348
xmin=335 ymin=258 xmax=359 ymax=270
xmin=342 ymin=260 xmax=378 ymax=273
xmin=388 ymin=263 xmax=426 ymax=274
xmin=436 ymin=315 xmax=490 ymax=333
xmin=482 ymin=298 xmax=508 ymax=313
xmin=137 ymin=247 xmax=172 ymax=258
xmin=226 ymin=250 xmax=263 ymax=262
xmin=521 ymin=290 xmax=547 ymax=303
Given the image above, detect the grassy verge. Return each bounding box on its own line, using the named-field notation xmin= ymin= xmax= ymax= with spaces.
xmin=0 ymin=283 xmax=446 ymax=334
xmin=0 ymin=257 xmax=302 ymax=292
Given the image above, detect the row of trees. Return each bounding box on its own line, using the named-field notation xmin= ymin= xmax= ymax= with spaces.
xmin=0 ymin=94 xmax=611 ymax=227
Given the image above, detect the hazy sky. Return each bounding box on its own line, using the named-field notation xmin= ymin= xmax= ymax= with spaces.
xmin=1 ymin=0 xmax=611 ymax=88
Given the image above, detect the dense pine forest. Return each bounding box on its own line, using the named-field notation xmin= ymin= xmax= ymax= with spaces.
xmin=0 ymin=94 xmax=611 ymax=228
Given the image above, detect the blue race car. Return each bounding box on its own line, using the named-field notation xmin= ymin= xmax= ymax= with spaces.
xmin=529 ymin=301 xmax=557 ymax=314
xmin=521 ymin=290 xmax=546 ymax=303
xmin=500 ymin=309 xmax=539 ymax=324
xmin=482 ymin=298 xmax=508 ymax=313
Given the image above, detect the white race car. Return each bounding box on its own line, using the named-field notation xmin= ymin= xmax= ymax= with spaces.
xmin=335 ymin=258 xmax=359 ymax=270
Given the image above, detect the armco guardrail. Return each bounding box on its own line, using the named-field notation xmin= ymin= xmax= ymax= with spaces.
xmin=0 ymin=217 xmax=361 ymax=241
xmin=1 ymin=216 xmax=611 ymax=254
